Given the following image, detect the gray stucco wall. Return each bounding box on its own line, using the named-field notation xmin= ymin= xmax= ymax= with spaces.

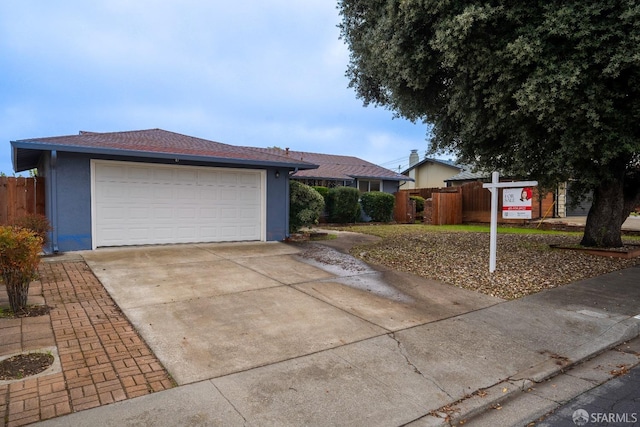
xmin=265 ymin=169 xmax=289 ymax=241
xmin=39 ymin=152 xmax=291 ymax=252
xmin=55 ymin=153 xmax=93 ymax=252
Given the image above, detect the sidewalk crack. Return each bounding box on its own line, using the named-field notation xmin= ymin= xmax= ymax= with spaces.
xmin=389 ymin=333 xmax=454 ymax=400
xmin=212 ymin=382 xmax=249 ymax=426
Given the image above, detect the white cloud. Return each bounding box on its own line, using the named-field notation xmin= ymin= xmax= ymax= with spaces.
xmin=0 ymin=0 xmax=428 ymax=175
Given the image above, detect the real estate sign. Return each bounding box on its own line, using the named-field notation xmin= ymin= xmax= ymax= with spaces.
xmin=502 ymin=187 xmax=533 ymax=219
xmin=484 ymin=172 xmax=538 ymax=273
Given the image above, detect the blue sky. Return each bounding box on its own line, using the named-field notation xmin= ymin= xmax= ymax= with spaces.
xmin=1 ymin=1 xmax=434 ymax=175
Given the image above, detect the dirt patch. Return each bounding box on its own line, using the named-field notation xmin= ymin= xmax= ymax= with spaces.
xmin=353 ymin=233 xmax=639 ymax=300
xmin=0 ymin=305 xmax=51 ymax=318
xmin=0 ymin=352 xmax=54 ymax=380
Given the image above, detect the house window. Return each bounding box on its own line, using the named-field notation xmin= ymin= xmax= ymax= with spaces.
xmin=358 ymin=180 xmax=381 ymax=192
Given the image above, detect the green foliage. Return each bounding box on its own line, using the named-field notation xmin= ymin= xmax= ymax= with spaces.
xmin=12 ymin=214 xmax=52 ymax=248
xmin=311 ymin=186 xmax=329 ymax=202
xmin=289 ymin=181 xmax=325 ymax=233
xmin=360 ymin=192 xmax=395 ymax=222
xmin=0 ymin=226 xmax=42 ymax=312
xmin=338 ymin=0 xmax=640 ymax=247
xmin=326 ymin=186 xmax=361 ymax=223
xmin=409 ymin=196 xmax=425 ymax=213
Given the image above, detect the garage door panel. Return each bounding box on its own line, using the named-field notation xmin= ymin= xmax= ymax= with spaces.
xmin=198 ymin=171 xmax=219 ymax=185
xmin=199 ymin=208 xmax=218 ymax=219
xmin=100 ymin=182 xmax=127 ymax=198
xmin=153 ymin=227 xmax=174 ymax=239
xmin=153 ymin=207 xmax=174 ymax=220
xmin=239 ymin=173 xmax=259 ymax=186
xmin=128 ymin=185 xmax=152 ymax=200
xmin=219 ymin=174 xmax=238 ymax=185
xmin=97 ymin=205 xmax=127 ymax=221
xmin=178 ymin=189 xmax=198 ymax=201
xmin=129 ymin=207 xmax=150 ymax=219
xmin=128 ymin=166 xmax=154 ymax=182
xmin=240 ymin=209 xmax=259 ymax=220
xmin=176 ymin=226 xmax=197 ymax=238
xmin=100 ymin=165 xmax=128 ymax=181
xmin=238 ymin=189 xmax=259 ymax=202
xmin=177 ymin=207 xmax=197 ymax=220
xmin=175 ymin=170 xmax=197 ymax=182
xmin=93 ymin=162 xmax=264 ymax=247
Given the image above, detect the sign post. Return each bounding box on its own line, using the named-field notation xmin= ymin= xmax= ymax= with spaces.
xmin=483 ymin=172 xmax=537 ymax=273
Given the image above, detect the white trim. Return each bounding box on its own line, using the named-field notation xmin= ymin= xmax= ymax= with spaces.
xmin=260 ymin=169 xmax=267 ymax=242
xmin=90 ymin=159 xmax=97 ymax=250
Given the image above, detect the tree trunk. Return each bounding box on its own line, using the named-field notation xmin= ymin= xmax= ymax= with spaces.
xmin=3 ymin=270 xmax=31 ymax=313
xmin=581 ymin=177 xmax=630 ymax=248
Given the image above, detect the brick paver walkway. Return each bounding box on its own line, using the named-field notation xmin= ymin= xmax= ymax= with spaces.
xmin=0 ymin=261 xmax=175 ymax=426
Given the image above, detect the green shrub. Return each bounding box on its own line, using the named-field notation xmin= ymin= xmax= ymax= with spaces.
xmin=289 ymin=181 xmax=325 ymax=233
xmin=311 ymin=186 xmax=329 ymax=202
xmin=12 ymin=214 xmax=52 ymax=248
xmin=326 ymin=186 xmax=361 ymax=223
xmin=0 ymin=226 xmax=42 ymax=313
xmin=360 ymin=192 xmax=396 ymax=222
xmin=410 ymin=196 xmax=425 ymax=213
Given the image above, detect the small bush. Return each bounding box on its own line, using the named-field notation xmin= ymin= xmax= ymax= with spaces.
xmin=12 ymin=214 xmax=52 ymax=248
xmin=0 ymin=226 xmax=42 ymax=313
xmin=360 ymin=192 xmax=396 ymax=222
xmin=311 ymin=186 xmax=329 ymax=202
xmin=289 ymin=181 xmax=325 ymax=233
xmin=326 ymin=187 xmax=361 ymax=223
xmin=410 ymin=196 xmax=425 ymax=213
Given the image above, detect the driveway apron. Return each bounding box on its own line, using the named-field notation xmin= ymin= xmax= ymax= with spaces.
xmin=81 ymin=240 xmax=500 ymax=386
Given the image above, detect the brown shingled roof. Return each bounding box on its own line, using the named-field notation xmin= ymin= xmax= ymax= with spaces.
xmin=12 ymin=129 xmax=316 ymax=170
xmin=251 ymin=148 xmax=409 ymax=181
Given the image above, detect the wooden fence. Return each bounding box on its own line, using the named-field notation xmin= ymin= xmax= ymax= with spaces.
xmin=396 ymin=181 xmax=554 ymax=225
xmin=0 ymin=177 xmax=46 ymax=225
xmin=431 ymin=191 xmax=463 ymax=225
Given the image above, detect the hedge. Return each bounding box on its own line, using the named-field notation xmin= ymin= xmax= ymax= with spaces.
xmin=289 ymin=181 xmax=325 ymax=233
xmin=360 ymin=192 xmax=395 ymax=222
xmin=326 ymin=186 xmax=361 ymax=223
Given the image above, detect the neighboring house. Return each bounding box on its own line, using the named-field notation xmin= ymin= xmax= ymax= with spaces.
xmin=251 ymin=148 xmax=410 ymax=193
xmin=443 ymin=168 xmax=490 ymax=187
xmin=11 ymin=129 xmax=317 ymax=252
xmin=401 ymin=149 xmax=461 ymax=189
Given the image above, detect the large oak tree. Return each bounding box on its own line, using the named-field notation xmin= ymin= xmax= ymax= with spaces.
xmin=339 ymin=0 xmax=640 ymax=247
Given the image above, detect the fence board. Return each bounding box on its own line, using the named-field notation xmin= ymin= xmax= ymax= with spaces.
xmin=393 ymin=191 xmax=416 ymax=224
xmin=432 ymin=192 xmax=462 ymax=225
xmin=460 ymin=182 xmax=490 ymax=223
xmin=0 ymin=177 xmax=46 ymax=225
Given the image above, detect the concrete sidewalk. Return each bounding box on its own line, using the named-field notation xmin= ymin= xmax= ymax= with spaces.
xmin=543 ymin=215 xmax=640 ymax=232
xmin=29 ymin=234 xmax=640 ymax=426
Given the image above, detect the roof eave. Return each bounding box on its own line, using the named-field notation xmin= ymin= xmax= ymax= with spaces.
xmin=292 ymin=174 xmax=355 ymax=181
xmin=348 ymin=174 xmax=414 ymax=182
xmin=10 ymin=141 xmax=318 ymax=171
xmin=401 ymin=160 xmax=461 ymax=175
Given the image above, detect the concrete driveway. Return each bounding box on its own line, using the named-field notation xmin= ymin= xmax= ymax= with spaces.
xmin=81 ymin=235 xmax=501 ymax=386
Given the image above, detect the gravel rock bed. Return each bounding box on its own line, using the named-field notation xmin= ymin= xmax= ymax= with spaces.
xmin=352 ymin=233 xmax=639 ymax=300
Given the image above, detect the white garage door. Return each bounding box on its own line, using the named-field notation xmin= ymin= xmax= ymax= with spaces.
xmin=92 ymin=160 xmax=265 ymax=248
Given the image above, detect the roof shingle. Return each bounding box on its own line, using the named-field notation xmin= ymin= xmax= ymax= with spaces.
xmin=12 ymin=129 xmax=316 ymax=171
xmin=250 ymin=148 xmax=410 ymax=181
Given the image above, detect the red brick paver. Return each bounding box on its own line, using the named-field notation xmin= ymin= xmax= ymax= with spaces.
xmin=1 ymin=261 xmax=175 ymax=426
